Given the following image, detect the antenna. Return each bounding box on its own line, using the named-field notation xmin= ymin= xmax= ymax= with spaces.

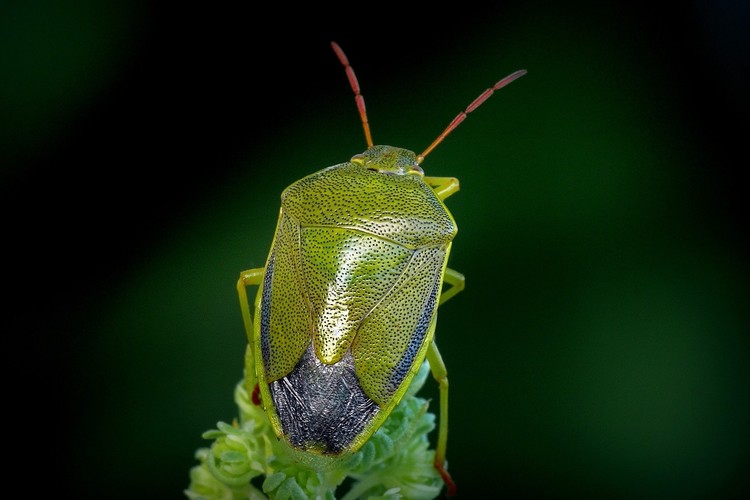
xmin=330 ymin=41 xmax=373 ymax=148
xmin=330 ymin=41 xmax=526 ymax=163
xmin=417 ymin=69 xmax=527 ymax=164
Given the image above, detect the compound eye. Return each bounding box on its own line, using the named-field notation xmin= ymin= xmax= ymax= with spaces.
xmin=351 ymin=154 xmax=366 ymax=165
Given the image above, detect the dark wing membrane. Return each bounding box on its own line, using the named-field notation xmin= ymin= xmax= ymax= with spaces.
xmin=269 ymin=345 xmax=380 ymax=455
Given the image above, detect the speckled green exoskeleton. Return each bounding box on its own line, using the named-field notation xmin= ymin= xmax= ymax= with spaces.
xmin=237 ymin=41 xmax=525 ymax=496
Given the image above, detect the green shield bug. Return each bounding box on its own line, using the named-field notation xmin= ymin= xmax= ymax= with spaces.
xmin=237 ymin=41 xmax=525 ymax=496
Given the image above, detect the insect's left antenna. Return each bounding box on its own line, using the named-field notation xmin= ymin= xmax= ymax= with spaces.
xmin=418 ymin=69 xmax=527 ymax=164
xmin=331 ymin=41 xmax=374 ymax=148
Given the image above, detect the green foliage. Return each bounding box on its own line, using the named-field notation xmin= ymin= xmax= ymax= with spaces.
xmin=186 ymin=361 xmax=444 ymax=499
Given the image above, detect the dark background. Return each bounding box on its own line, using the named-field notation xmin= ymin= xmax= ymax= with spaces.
xmin=3 ymin=1 xmax=748 ymax=498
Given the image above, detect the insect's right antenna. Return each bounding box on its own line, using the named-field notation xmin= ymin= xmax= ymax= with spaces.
xmin=331 ymin=41 xmax=374 ymax=149
xmin=417 ymin=69 xmax=527 ymax=164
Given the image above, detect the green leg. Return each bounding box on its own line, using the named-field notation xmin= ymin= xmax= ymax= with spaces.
xmin=430 ymin=176 xmax=462 ymax=493
xmin=237 ymin=269 xmax=264 ymax=397
xmin=427 ymin=267 xmax=464 ymax=495
xmin=439 ymin=268 xmax=465 ymax=306
xmin=427 ymin=340 xmax=456 ymax=496
xmin=424 ymin=176 xmax=460 ymax=201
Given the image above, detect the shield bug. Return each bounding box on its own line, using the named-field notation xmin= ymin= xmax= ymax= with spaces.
xmin=237 ymin=41 xmax=525 ymax=496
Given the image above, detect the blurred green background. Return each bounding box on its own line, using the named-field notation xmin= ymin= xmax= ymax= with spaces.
xmin=3 ymin=1 xmax=748 ymax=498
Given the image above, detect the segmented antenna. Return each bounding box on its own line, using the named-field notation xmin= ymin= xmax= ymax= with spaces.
xmin=330 ymin=41 xmax=373 ymax=148
xmin=330 ymin=41 xmax=526 ymax=164
xmin=417 ymin=69 xmax=527 ymax=163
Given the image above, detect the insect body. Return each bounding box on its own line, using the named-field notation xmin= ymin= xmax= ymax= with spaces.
xmin=237 ymin=42 xmax=525 ymax=496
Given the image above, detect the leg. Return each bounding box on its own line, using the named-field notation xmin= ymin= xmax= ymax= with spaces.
xmin=237 ymin=268 xmax=264 ymax=342
xmin=439 ymin=267 xmax=465 ymax=306
xmin=427 ymin=340 xmax=456 ymax=496
xmin=424 ymin=176 xmax=460 ymax=201
xmin=429 ymin=267 xmax=463 ymax=495
xmin=237 ymin=268 xmax=264 ymax=397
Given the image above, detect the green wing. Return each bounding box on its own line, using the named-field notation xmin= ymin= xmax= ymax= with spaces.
xmin=259 ymin=211 xmax=312 ymax=382
xmin=352 ymin=245 xmax=447 ymax=407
